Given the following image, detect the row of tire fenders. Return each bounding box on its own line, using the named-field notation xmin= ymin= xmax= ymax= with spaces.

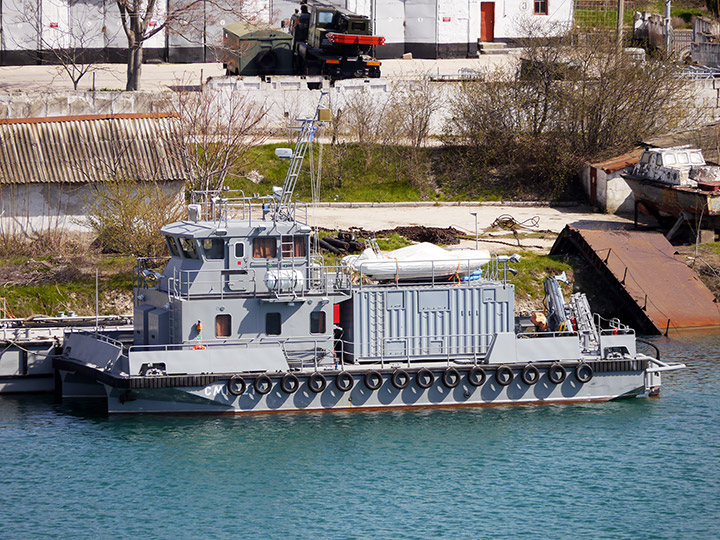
xmin=226 ymin=362 xmax=594 ymax=397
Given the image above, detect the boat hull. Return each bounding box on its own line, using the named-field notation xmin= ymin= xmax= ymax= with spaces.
xmin=58 ymin=361 xmax=650 ymax=414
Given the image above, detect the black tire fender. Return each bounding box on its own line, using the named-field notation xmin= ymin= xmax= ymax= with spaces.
xmin=416 ymin=368 xmax=434 ymax=389
xmin=467 ymin=366 xmax=486 ymax=387
xmin=309 ymin=372 xmax=327 ymax=393
xmin=521 ymin=364 xmax=540 ymax=385
xmin=227 ymin=375 xmax=246 ymax=396
xmin=495 ymin=365 xmax=514 ymax=386
xmin=575 ymin=362 xmax=594 ymax=384
xmin=442 ymin=367 xmax=460 ymax=388
xmin=391 ymin=369 xmax=410 ymax=390
xmin=548 ymin=363 xmax=567 ymax=384
xmin=254 ymin=374 xmax=272 ymax=395
xmin=364 ymin=370 xmax=383 ymax=390
xmin=281 ymin=372 xmax=299 ymax=394
xmin=335 ymin=371 xmax=354 ymax=392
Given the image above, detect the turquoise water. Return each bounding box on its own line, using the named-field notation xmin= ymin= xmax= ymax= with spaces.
xmin=0 ymin=333 xmax=718 ymax=540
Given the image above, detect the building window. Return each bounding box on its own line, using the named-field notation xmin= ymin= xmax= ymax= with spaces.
xmin=266 ymin=313 xmax=282 ymax=335
xmin=310 ymin=311 xmax=326 ymax=334
xmin=534 ymin=0 xmax=547 ymax=15
xmin=216 ymin=314 xmax=231 ymax=337
xmin=201 ymin=238 xmax=225 ymax=260
xmin=253 ymin=237 xmax=277 ymax=259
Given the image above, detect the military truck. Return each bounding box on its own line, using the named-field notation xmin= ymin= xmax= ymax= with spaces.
xmin=289 ymin=1 xmax=384 ymax=79
xmin=223 ymin=2 xmax=384 ymax=81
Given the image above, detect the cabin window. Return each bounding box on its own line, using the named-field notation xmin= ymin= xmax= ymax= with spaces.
xmin=691 ymin=152 xmax=704 ymax=164
xmin=640 ymin=153 xmax=650 ymax=164
xmin=201 ymin=238 xmax=225 ymax=260
xmin=253 ymin=237 xmax=277 ymax=259
xmin=677 ymin=153 xmax=689 ymax=165
xmin=215 ymin=314 xmax=231 ymax=338
xmin=664 ymin=154 xmax=676 ymax=166
xmin=166 ymin=236 xmax=180 ymax=257
xmin=656 ymin=155 xmax=663 ymax=166
xmin=281 ymin=236 xmax=307 ymax=258
xmin=179 ymin=237 xmax=199 ymax=259
xmin=235 ymin=243 xmax=245 ymax=258
xmin=266 ymin=312 xmax=282 ymax=335
xmin=317 ymin=11 xmax=333 ymax=25
xmin=534 ymin=0 xmax=548 ymax=14
xmin=310 ymin=311 xmax=326 ymax=334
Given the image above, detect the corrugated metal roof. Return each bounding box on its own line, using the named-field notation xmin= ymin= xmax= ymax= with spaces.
xmin=589 ymin=148 xmax=643 ymax=174
xmin=0 ymin=114 xmax=190 ymax=185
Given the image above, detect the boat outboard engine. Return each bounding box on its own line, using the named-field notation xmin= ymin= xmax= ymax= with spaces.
xmin=543 ymin=274 xmax=570 ymax=332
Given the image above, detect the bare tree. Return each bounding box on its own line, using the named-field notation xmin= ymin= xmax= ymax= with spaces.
xmin=167 ymin=80 xmax=269 ymax=192
xmin=12 ymin=0 xmax=108 ymax=90
xmin=117 ymin=0 xmax=253 ymax=91
xmin=445 ymin=25 xmax=693 ymax=197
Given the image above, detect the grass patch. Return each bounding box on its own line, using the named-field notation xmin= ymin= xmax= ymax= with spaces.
xmin=507 ymin=252 xmax=575 ymax=306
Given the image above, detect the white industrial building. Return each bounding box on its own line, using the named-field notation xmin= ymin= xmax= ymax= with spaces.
xmin=0 ymin=0 xmax=574 ymax=64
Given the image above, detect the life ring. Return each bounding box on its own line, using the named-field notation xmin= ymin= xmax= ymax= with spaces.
xmin=309 ymin=372 xmax=327 ymax=393
xmin=227 ymin=375 xmax=246 ymax=396
xmin=467 ymin=366 xmax=486 ymax=387
xmin=364 ymin=370 xmax=383 ymax=390
xmin=254 ymin=374 xmax=272 ymax=395
xmin=335 ymin=371 xmax=354 ymax=392
xmin=281 ymin=372 xmax=300 ymax=393
xmin=416 ymin=368 xmax=434 ymax=389
xmin=521 ymin=364 xmax=540 ymax=385
xmin=495 ymin=365 xmax=513 ymax=386
xmin=391 ymin=369 xmax=410 ymax=389
xmin=548 ymin=363 xmax=567 ymax=384
xmin=442 ymin=367 xmax=461 ymax=388
xmin=575 ymin=362 xmax=594 ymax=383
xmin=193 ymin=344 xmax=206 ymax=350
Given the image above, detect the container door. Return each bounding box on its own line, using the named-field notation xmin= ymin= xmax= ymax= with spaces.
xmin=481 ymin=2 xmax=495 ymax=42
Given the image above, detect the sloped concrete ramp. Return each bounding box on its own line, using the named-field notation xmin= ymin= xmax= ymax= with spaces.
xmin=551 ymin=225 xmax=720 ymax=334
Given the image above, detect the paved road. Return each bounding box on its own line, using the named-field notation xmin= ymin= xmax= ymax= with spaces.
xmin=307 ymin=203 xmax=632 ymax=253
xmin=0 ymin=57 xmax=516 ymax=93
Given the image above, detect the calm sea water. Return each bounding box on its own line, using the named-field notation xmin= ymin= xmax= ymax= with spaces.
xmin=0 ymin=333 xmax=718 ymax=540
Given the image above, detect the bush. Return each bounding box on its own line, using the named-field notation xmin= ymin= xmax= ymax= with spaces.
xmin=85 ymin=177 xmax=185 ymax=257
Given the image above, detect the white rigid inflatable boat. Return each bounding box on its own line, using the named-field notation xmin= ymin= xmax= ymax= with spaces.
xmin=342 ymin=242 xmax=492 ymax=281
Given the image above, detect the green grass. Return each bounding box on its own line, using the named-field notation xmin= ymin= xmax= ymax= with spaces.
xmin=226 ymin=143 xmax=426 ymax=202
xmin=506 ymin=251 xmax=575 ymax=304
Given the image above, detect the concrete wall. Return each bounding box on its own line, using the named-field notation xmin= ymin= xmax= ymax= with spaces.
xmin=582 ymin=166 xmax=635 ymax=215
xmin=0 ymin=179 xmax=185 ymax=233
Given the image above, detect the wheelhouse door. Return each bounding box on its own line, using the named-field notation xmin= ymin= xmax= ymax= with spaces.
xmin=226 ymin=239 xmax=249 ymax=291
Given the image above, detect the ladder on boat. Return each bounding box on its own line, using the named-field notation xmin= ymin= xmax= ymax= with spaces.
xmin=275 ymin=93 xmax=329 ymax=221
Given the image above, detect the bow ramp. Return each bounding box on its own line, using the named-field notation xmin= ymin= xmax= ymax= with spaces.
xmin=551 ymin=225 xmax=720 ymax=334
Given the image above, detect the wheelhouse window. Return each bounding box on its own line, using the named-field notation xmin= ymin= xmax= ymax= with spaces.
xmin=179 ymin=237 xmax=199 ymax=259
xmin=215 ymin=314 xmax=231 ymax=338
xmin=534 ymin=0 xmax=548 ymax=14
xmin=201 ymin=238 xmax=225 ymax=260
xmin=253 ymin=237 xmax=277 ymax=259
xmin=266 ymin=313 xmax=282 ymax=335
xmin=310 ymin=311 xmax=326 ymax=334
xmin=166 ymin=236 xmax=180 ymax=257
xmin=281 ymin=236 xmax=307 ymax=258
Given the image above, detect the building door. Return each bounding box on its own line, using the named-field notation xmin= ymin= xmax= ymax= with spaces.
xmin=480 ymin=2 xmax=495 ymax=42
xmin=590 ymin=168 xmax=598 ymax=205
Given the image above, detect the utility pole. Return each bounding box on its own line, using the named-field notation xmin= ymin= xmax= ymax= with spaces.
xmin=664 ymin=0 xmax=672 ymax=54
xmin=616 ymin=0 xmax=624 ymax=50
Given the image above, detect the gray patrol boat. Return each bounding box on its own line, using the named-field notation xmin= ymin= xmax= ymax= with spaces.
xmin=56 ymin=103 xmax=685 ymax=414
